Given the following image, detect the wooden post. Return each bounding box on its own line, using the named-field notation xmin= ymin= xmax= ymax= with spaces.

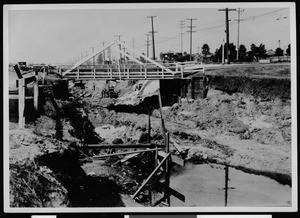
xmin=164 ymin=132 xmax=170 ymax=206
xmin=148 ymin=108 xmax=151 ymax=144
xmin=33 ymin=75 xmax=39 ymax=111
xmin=132 ymin=153 xmax=170 ymax=199
xmin=77 ymin=68 xmax=79 ymax=80
xmin=158 ymin=89 xmax=166 ymax=143
xmin=93 ymin=68 xmax=96 ymax=79
xmin=59 ymin=65 xmax=62 ymax=76
xmin=224 ymin=164 xmax=229 ymax=206
xmin=18 ymin=78 xmax=25 ymax=129
xmin=42 ymin=67 xmax=46 ymax=84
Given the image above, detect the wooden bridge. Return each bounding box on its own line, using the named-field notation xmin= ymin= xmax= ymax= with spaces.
xmin=61 ymin=40 xmax=205 ymax=80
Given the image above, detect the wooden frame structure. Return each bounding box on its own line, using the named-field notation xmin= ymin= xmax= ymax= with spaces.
xmin=62 ymin=40 xmax=205 ymax=81
xmin=14 ymin=65 xmax=39 ymax=129
xmin=79 ymin=89 xmax=185 ymax=206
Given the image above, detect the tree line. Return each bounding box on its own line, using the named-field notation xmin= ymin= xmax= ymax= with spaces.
xmin=159 ymin=43 xmax=290 ymax=63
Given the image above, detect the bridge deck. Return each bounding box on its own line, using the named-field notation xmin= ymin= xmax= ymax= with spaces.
xmin=62 ymin=63 xmax=204 ymax=80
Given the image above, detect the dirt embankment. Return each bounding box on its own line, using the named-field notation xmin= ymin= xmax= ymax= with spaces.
xmin=9 ymin=64 xmax=292 ymax=207
xmin=9 ymin=81 xmax=139 ymax=207
xmin=79 ymin=70 xmax=292 ymax=186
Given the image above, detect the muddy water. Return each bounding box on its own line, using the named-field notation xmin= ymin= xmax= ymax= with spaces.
xmin=169 ymin=163 xmax=291 ymax=207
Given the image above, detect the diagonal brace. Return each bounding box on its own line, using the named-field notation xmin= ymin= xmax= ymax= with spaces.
xmin=131 ymin=153 xmax=170 ymax=199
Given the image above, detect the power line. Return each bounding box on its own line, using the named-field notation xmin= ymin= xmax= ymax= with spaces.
xmin=147 ymin=15 xmax=157 ymax=60
xmin=186 ymin=18 xmax=197 ymax=61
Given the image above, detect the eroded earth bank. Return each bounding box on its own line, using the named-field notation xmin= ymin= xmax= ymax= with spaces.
xmin=9 ymin=65 xmax=292 ymax=207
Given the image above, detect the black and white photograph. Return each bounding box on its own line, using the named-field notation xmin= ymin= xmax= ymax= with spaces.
xmin=3 ymin=2 xmax=297 ymax=213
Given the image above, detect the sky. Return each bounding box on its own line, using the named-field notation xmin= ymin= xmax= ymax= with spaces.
xmin=5 ymin=3 xmax=293 ymax=65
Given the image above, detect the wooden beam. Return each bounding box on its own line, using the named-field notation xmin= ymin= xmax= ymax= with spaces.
xmin=14 ymin=65 xmax=23 ymax=79
xmin=117 ymin=40 xmax=174 ymax=74
xmin=22 ymin=71 xmax=36 ymax=80
xmin=164 ymin=132 xmax=170 ymax=205
xmin=63 ymin=41 xmax=116 ymax=75
xmin=33 ymin=75 xmax=39 ymax=111
xmin=158 ymin=151 xmax=184 ymax=166
xmin=86 ymin=148 xmax=160 ymax=160
xmin=132 ymin=153 xmax=170 ymax=199
xmin=85 ymin=143 xmax=164 ymax=149
xmin=158 ymin=89 xmax=166 ymax=143
xmin=18 ymin=78 xmax=25 ymax=129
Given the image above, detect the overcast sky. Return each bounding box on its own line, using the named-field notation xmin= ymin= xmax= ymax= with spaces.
xmin=5 ymin=3 xmax=293 ymax=65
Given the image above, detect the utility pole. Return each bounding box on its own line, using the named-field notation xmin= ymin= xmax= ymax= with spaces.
xmin=222 ymin=38 xmax=225 ymax=64
xmin=278 ymin=40 xmax=281 ymax=48
xmin=123 ymin=41 xmax=126 ymax=64
xmin=219 ymin=8 xmax=236 ymax=64
xmin=114 ymin=35 xmax=123 ymax=63
xmin=179 ymin=20 xmax=185 ymax=54
xmin=186 ymin=18 xmax=197 ymax=61
xmin=145 ymin=34 xmax=151 ymax=57
xmin=91 ymin=47 xmax=95 ymax=66
xmin=85 ymin=50 xmax=88 ymax=65
xmin=100 ymin=42 xmax=106 ymax=63
xmin=147 ymin=16 xmax=157 ymax=60
xmin=235 ymin=8 xmax=244 ymax=61
xmin=131 ymin=38 xmax=135 ymax=59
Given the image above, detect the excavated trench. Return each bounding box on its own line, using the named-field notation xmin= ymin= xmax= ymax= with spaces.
xmin=71 ymin=75 xmax=292 ymax=206
xmin=9 ymin=70 xmax=292 ymax=207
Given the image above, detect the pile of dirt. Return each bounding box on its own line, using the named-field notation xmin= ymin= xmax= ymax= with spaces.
xmin=9 ymin=128 xmax=70 ymax=207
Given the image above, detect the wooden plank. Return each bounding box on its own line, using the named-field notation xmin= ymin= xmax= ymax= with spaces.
xmin=18 ymin=78 xmax=25 ymax=129
xmin=33 ymin=75 xmax=38 ymax=111
xmin=89 ymin=148 xmax=159 ymax=160
xmin=158 ymin=151 xmax=184 ymax=166
xmin=132 ymin=153 xmax=170 ymax=199
xmin=86 ymin=143 xmax=164 ymax=149
xmin=164 ymin=132 xmax=170 ymax=205
xmin=158 ymin=89 xmax=166 ymax=142
xmin=22 ymin=71 xmax=36 ymax=79
xmin=170 ymin=137 xmax=185 ymax=153
xmin=14 ymin=65 xmax=23 ymax=79
xmin=120 ymin=153 xmax=140 ymax=163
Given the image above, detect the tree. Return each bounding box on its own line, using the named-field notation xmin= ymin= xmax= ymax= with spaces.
xmin=286 ymin=44 xmax=290 ymax=56
xmin=201 ymin=44 xmax=210 ymax=57
xmin=258 ymin=44 xmax=267 ymax=59
xmin=238 ymin=44 xmax=247 ymax=61
xmin=250 ymin=43 xmax=266 ymax=60
xmin=275 ymin=47 xmax=284 ymax=56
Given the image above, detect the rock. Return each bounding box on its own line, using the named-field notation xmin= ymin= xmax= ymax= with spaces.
xmin=229 ymin=121 xmax=249 ymax=134
xmin=239 ymin=130 xmax=251 ymax=140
